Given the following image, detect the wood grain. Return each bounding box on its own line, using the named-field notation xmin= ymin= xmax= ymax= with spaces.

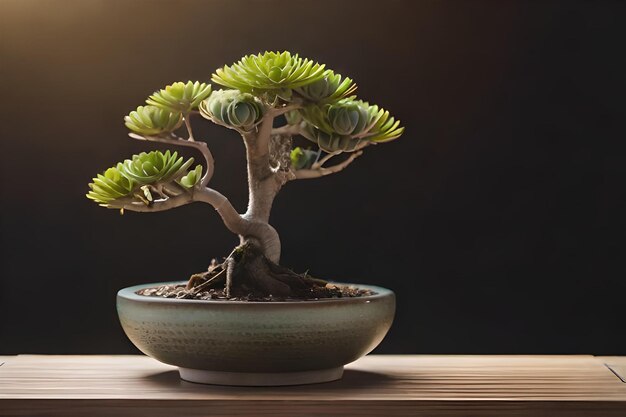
xmin=0 ymin=357 xmax=14 ymax=366
xmin=601 ymin=356 xmax=626 ymax=383
xmin=1 ymin=355 xmax=625 ymax=416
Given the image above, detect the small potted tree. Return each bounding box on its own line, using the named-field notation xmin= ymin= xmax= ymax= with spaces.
xmin=88 ymin=51 xmax=403 ymax=386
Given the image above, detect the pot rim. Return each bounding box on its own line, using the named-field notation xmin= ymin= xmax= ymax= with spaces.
xmin=118 ymin=281 xmax=394 ymax=305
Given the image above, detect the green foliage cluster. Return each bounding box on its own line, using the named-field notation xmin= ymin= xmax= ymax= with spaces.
xmin=147 ymin=81 xmax=212 ymax=113
xmin=87 ymin=151 xmax=202 ymax=205
xmin=87 ymin=51 xmax=404 ymax=207
xmin=293 ymin=70 xmax=357 ymax=103
xmin=124 ymin=81 xmax=211 ymax=136
xmin=210 ymin=51 xmax=403 ymax=153
xmin=212 ymin=51 xmax=326 ymax=98
xmin=199 ymin=89 xmax=264 ymax=131
xmin=298 ymin=99 xmax=403 ymax=152
xmin=124 ymin=106 xmax=183 ymax=136
xmin=121 ymin=51 xmax=403 ymax=148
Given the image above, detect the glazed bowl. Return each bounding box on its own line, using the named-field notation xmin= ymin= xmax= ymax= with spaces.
xmin=117 ymin=281 xmax=395 ymax=386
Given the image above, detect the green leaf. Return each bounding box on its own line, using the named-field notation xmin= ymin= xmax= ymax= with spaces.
xmin=290 ymin=147 xmax=320 ymax=170
xmin=121 ymin=150 xmax=193 ymax=185
xmin=199 ymin=89 xmax=264 ymax=131
xmin=146 ymin=81 xmax=212 ymax=113
xmin=297 ymin=98 xmax=404 ymax=151
xmin=294 ymin=70 xmax=357 ymax=103
xmin=285 ymin=109 xmax=302 ymax=125
xmin=177 ymin=165 xmax=203 ymax=188
xmin=301 ymin=128 xmax=366 ymax=153
xmin=86 ymin=165 xmax=134 ymax=204
xmin=86 ymin=151 xmax=198 ymax=207
xmin=211 ymin=51 xmax=326 ymax=95
xmin=124 ymin=105 xmax=183 ymax=136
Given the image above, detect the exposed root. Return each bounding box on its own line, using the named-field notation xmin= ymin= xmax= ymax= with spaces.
xmin=225 ymin=256 xmax=235 ymax=298
xmin=189 ymin=268 xmax=226 ymax=295
xmin=182 ymin=242 xmax=334 ymax=299
xmin=186 ymin=259 xmax=221 ymax=290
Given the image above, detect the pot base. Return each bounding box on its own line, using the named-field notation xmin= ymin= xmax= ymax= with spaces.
xmin=178 ymin=366 xmax=344 ymax=386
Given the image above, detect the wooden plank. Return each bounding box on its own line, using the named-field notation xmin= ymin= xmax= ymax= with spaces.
xmin=601 ymin=356 xmax=626 ymax=383
xmin=0 ymin=357 xmax=14 ymax=368
xmin=2 ymin=399 xmax=626 ymax=417
xmin=0 ymin=355 xmax=624 ymax=417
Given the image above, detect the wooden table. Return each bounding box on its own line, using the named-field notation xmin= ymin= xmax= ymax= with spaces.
xmin=1 ymin=355 xmax=625 ymax=416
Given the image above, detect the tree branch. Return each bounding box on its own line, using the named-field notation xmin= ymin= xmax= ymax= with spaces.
xmin=292 ymin=150 xmax=364 ymax=180
xmin=311 ymin=151 xmax=340 ymax=170
xmin=205 ymin=186 xmax=281 ymax=262
xmin=110 ymin=186 xmax=281 ymax=262
xmin=271 ymin=123 xmax=305 ymax=136
xmin=128 ymin=132 xmax=214 ymax=187
xmin=268 ymin=103 xmax=302 ymax=117
xmin=183 ymin=114 xmax=195 ymax=141
xmin=251 ymin=112 xmax=275 ymax=161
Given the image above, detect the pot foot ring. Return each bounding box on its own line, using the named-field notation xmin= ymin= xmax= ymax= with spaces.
xmin=179 ymin=366 xmax=344 ymax=386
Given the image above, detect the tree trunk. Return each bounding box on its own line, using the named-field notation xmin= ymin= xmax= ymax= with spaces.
xmin=240 ymin=114 xmax=286 ymax=261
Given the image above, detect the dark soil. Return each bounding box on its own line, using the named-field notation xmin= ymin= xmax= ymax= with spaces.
xmin=137 ymin=282 xmax=373 ymax=302
xmin=136 ymin=242 xmax=375 ymax=301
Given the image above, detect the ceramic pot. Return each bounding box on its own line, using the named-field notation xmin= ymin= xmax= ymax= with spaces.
xmin=117 ymin=281 xmax=395 ymax=386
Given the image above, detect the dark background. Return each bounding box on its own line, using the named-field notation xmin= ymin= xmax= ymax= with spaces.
xmin=1 ymin=0 xmax=625 ymax=355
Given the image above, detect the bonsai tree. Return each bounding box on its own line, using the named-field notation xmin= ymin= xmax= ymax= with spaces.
xmin=87 ymin=51 xmax=404 ymax=299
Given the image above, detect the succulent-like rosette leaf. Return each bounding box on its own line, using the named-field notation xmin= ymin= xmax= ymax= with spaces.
xmin=298 ymin=98 xmax=404 ymax=150
xmin=199 ymin=89 xmax=264 ymax=131
xmin=290 ymin=147 xmax=320 ymax=170
xmin=146 ymin=81 xmax=212 ymax=113
xmin=285 ymin=109 xmax=302 ymax=126
xmin=301 ymin=127 xmax=367 ymax=153
xmin=293 ymin=70 xmax=356 ymax=103
xmin=124 ymin=105 xmax=183 ymax=136
xmin=121 ymin=150 xmax=194 ymax=185
xmin=211 ymin=51 xmax=326 ymax=94
xmin=86 ymin=164 xmax=134 ymax=204
xmin=301 ymin=99 xmax=370 ymax=136
xmin=178 ymin=165 xmax=203 ymax=188
xmin=362 ymin=104 xmax=405 ymax=142
xmin=86 ymin=151 xmax=199 ymax=207
xmin=327 ymin=100 xmax=372 ymax=136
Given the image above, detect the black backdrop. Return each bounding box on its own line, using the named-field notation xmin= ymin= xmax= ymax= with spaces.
xmin=1 ymin=0 xmax=625 ymax=355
